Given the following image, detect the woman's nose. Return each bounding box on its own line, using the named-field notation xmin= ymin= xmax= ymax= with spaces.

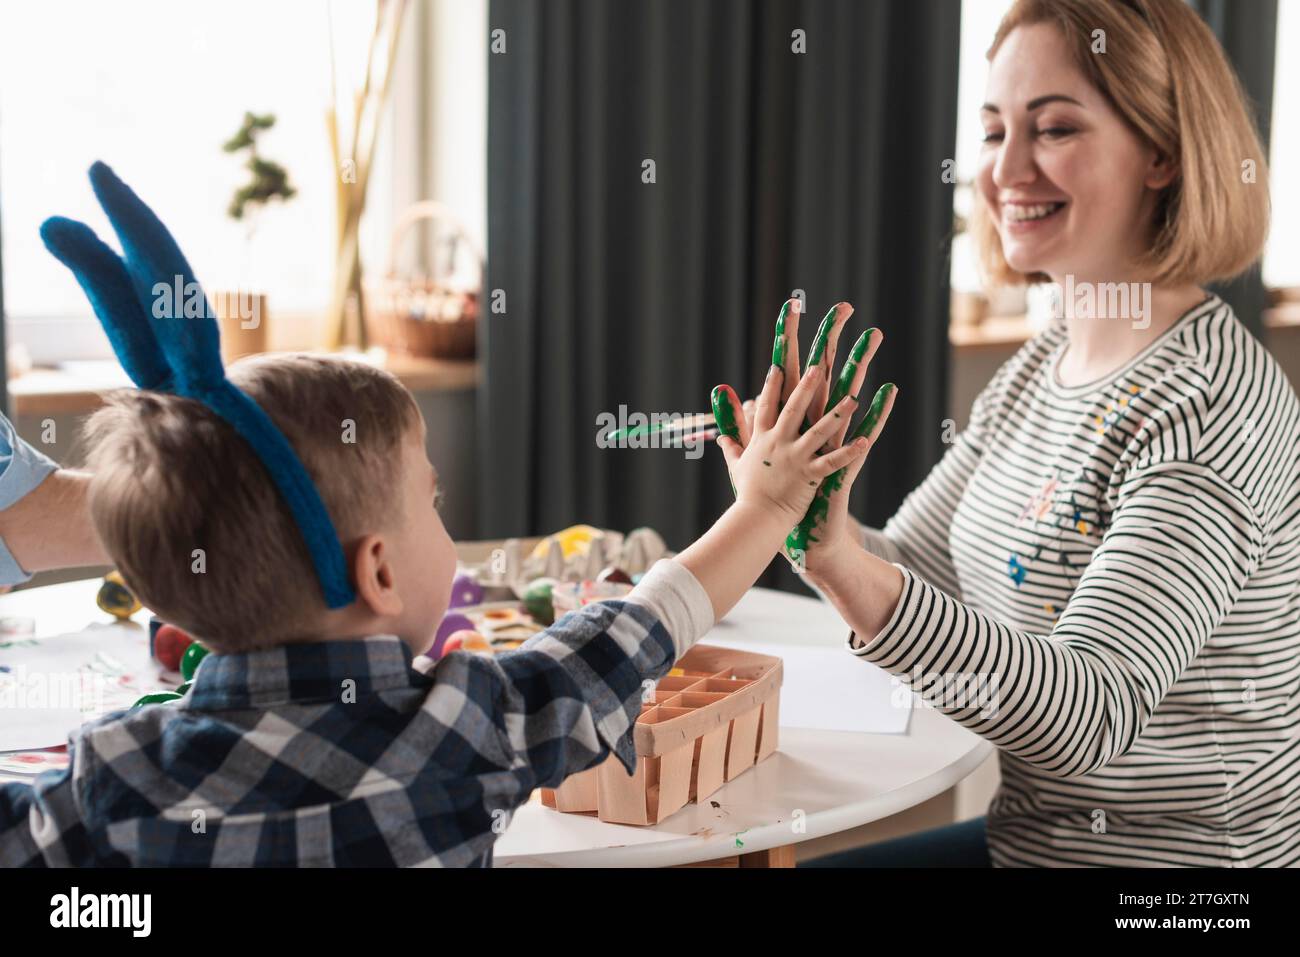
xmin=992 ymin=130 xmax=1037 ymax=190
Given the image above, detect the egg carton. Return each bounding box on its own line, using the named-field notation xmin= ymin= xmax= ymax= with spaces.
xmin=466 ymin=527 xmax=670 ymax=599
xmin=540 ymin=644 xmax=782 ymax=825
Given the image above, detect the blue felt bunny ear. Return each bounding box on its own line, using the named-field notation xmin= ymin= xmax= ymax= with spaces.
xmin=41 ymin=162 xmax=356 ymax=610
xmin=88 ymin=161 xmax=226 ymax=394
xmin=40 ymin=216 xmax=173 ymax=391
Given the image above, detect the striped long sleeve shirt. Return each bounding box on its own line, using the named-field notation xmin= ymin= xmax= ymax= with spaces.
xmin=850 ymin=293 xmax=1300 ymax=867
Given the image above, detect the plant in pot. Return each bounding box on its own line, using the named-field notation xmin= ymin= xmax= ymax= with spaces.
xmin=216 ymin=111 xmax=297 ymax=362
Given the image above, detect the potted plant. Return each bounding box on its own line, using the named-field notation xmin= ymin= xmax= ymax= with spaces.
xmin=216 ymin=111 xmax=297 ymax=361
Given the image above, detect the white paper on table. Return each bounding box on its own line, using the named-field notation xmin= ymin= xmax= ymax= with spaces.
xmin=700 ymin=637 xmax=912 ymax=734
xmin=0 ymin=623 xmax=158 ymax=753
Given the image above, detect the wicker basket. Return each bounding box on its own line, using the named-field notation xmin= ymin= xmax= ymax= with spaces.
xmin=368 ymin=201 xmax=482 ymax=359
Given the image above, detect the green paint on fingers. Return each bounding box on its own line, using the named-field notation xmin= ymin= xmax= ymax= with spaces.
xmin=772 ymin=301 xmax=791 ymax=369
xmin=806 ymin=305 xmax=837 ymax=369
xmin=712 ymin=384 xmax=741 ymax=497
xmin=711 ymin=384 xmax=741 ymax=440
xmin=824 ymin=328 xmax=876 ymax=416
xmin=851 ymin=381 xmax=895 ymax=444
xmin=784 ymin=381 xmax=896 ymax=562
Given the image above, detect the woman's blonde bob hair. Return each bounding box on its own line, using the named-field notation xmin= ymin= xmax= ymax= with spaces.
xmin=972 ymin=0 xmax=1270 ymax=287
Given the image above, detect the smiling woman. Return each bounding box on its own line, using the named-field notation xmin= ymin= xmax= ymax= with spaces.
xmin=970 ymin=0 xmax=1269 ymax=290
xmin=791 ymin=0 xmax=1300 ymax=869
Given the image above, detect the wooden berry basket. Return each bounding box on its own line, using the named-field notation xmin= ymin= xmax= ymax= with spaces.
xmin=540 ymin=644 xmax=782 ymax=825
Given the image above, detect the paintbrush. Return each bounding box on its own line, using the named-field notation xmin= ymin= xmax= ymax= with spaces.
xmin=603 ymin=412 xmax=718 ymax=445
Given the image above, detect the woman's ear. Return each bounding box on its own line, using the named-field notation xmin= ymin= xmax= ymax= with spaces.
xmin=1145 ymin=149 xmax=1179 ymax=190
xmin=351 ymin=533 xmax=405 ymax=619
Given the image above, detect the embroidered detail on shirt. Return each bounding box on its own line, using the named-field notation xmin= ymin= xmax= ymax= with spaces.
xmin=1008 ymin=554 xmax=1027 ymax=587
xmin=1095 ymin=383 xmax=1144 ymax=439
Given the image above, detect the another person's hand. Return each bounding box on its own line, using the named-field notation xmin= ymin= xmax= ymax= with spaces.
xmin=714 ymin=361 xmax=868 ymax=530
xmin=713 ymin=298 xmax=898 ymax=575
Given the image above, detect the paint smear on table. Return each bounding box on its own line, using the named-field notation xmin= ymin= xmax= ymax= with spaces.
xmin=0 ymin=623 xmax=158 ymax=753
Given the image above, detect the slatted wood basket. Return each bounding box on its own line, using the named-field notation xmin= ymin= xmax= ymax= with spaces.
xmin=540 ymin=644 xmax=783 ymax=825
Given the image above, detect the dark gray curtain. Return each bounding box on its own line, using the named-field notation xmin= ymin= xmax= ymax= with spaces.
xmin=1188 ymin=0 xmax=1278 ymax=338
xmin=483 ymin=0 xmax=960 ymax=591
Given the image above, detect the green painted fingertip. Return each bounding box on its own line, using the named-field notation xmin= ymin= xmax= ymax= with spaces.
xmin=824 ymin=328 xmax=874 ymax=414
xmin=773 ymin=302 xmax=790 ymax=369
xmin=852 ymin=382 xmax=896 ymax=441
xmin=806 ymin=307 xmax=836 ymax=368
xmin=711 ymin=385 xmax=741 ymax=440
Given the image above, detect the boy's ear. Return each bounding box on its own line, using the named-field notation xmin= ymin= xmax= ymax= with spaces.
xmin=351 ymin=534 xmax=404 ymax=619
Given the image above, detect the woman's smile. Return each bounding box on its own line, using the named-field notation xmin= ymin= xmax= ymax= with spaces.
xmin=1001 ymin=199 xmax=1068 ymax=233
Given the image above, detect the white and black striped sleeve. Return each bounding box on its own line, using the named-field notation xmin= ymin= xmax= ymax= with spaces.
xmin=853 ymin=333 xmax=1041 ymax=598
xmin=848 ymin=449 xmax=1265 ymax=779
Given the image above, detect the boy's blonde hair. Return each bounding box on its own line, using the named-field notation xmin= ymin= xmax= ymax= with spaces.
xmin=972 ymin=0 xmax=1270 ymax=286
xmin=83 ymin=354 xmax=420 ymax=652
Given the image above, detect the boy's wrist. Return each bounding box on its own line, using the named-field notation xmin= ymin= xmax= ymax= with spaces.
xmin=728 ymin=498 xmax=797 ymax=551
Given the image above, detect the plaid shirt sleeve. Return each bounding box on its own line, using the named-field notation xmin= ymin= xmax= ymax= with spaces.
xmin=484 ymin=558 xmax=714 ymax=785
xmin=0 ymin=764 xmax=94 ymax=868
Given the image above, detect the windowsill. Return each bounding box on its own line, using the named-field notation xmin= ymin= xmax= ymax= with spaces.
xmin=6 ymin=351 xmax=480 ymax=418
xmin=950 ymin=303 xmax=1300 ymax=351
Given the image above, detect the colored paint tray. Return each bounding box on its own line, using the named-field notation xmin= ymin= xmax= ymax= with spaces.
xmin=539 ymin=644 xmax=782 ymax=825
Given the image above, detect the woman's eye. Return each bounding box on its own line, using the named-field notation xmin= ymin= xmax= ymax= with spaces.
xmin=433 ymin=488 xmax=446 ymax=510
xmin=1036 ymin=126 xmax=1075 ymax=139
xmin=981 ymin=130 xmax=1004 ymax=144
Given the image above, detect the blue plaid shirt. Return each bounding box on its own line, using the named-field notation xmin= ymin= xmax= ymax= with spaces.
xmin=0 ymin=560 xmax=713 ymax=866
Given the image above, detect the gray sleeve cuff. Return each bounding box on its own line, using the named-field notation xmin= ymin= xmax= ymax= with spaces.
xmin=0 ymin=415 xmax=58 ymax=511
xmin=625 ymin=558 xmax=716 ymax=658
xmin=0 ymin=537 xmax=34 ymax=586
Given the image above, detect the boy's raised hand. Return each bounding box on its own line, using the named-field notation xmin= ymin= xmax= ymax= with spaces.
xmin=713 ymin=298 xmax=899 ymax=576
xmin=714 ymin=362 xmax=869 ymax=529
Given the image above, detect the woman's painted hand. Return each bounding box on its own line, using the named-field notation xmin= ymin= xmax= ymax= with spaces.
xmin=714 ymin=298 xmax=898 ymax=574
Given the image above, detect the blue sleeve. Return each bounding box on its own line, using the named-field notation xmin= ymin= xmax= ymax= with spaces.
xmin=0 ymin=411 xmax=59 ymax=586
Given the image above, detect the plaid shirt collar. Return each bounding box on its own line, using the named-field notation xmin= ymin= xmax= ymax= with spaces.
xmin=181 ymin=635 xmax=420 ymax=711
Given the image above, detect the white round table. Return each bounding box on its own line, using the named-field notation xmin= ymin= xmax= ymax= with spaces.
xmin=0 ymin=578 xmax=993 ymax=867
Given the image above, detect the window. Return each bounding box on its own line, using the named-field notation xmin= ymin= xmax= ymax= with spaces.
xmin=0 ymin=0 xmax=392 ymax=360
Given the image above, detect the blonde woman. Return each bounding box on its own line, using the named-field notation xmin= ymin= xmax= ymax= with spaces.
xmin=729 ymin=0 xmax=1298 ymax=866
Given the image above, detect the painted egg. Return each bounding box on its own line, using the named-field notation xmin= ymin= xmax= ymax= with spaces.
xmin=132 ymin=691 xmax=184 ymax=708
xmin=448 ymin=573 xmax=485 ymax=609
xmin=153 ymin=624 xmax=193 ymax=673
xmin=596 ymin=566 xmax=633 ymax=585
xmin=431 ymin=612 xmax=475 ymax=658
xmin=96 ymin=571 xmax=141 ymax=620
xmin=523 ymin=578 xmax=557 ymax=626
xmin=180 ymin=642 xmax=210 ymax=682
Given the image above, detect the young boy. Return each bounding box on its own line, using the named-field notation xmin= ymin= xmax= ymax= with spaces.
xmin=0 ymin=352 xmax=867 ymax=866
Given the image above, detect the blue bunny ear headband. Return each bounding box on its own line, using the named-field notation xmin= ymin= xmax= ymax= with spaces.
xmin=40 ymin=161 xmax=356 ymax=609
